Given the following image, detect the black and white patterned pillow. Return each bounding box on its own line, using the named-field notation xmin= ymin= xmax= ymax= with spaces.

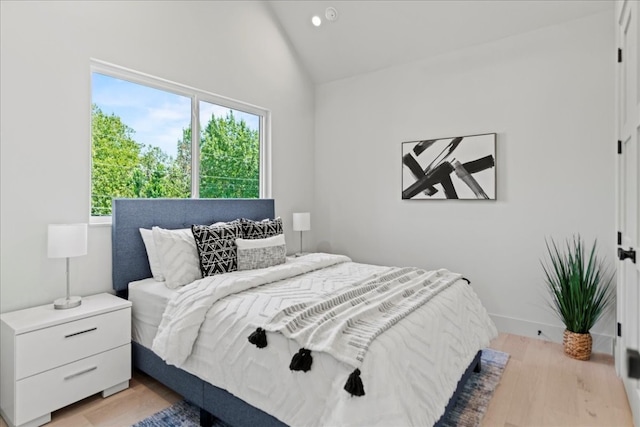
xmin=241 ymin=217 xmax=283 ymax=239
xmin=191 ymin=222 xmax=242 ymax=276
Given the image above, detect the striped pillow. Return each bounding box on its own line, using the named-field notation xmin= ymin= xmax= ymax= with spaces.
xmin=236 ymin=234 xmax=286 ymax=271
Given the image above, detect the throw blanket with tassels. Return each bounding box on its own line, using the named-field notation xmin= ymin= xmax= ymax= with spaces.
xmin=249 ymin=267 xmax=462 ymax=396
xmin=153 ymin=253 xmax=352 ymax=366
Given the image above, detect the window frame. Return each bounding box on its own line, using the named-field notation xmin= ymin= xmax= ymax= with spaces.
xmin=89 ymin=59 xmax=271 ymax=224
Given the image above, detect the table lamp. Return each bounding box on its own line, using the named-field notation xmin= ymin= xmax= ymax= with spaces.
xmin=292 ymin=212 xmax=311 ymax=256
xmin=48 ymin=223 xmax=87 ymax=309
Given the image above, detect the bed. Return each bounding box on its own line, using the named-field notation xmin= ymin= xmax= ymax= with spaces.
xmin=111 ymin=198 xmax=497 ymax=427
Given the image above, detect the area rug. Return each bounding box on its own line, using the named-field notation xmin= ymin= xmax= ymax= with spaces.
xmin=132 ymin=348 xmax=509 ymax=427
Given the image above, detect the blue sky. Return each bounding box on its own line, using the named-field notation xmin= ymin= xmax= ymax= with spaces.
xmin=92 ymin=73 xmax=260 ymax=159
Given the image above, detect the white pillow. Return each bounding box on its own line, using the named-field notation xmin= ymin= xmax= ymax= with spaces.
xmin=236 ymin=234 xmax=286 ymax=271
xmin=236 ymin=234 xmax=285 ymax=249
xmin=139 ymin=228 xmax=165 ymax=281
xmin=152 ymin=226 xmax=202 ymax=289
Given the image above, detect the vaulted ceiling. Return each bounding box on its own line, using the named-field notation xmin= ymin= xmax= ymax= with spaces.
xmin=267 ymin=1 xmax=613 ymax=84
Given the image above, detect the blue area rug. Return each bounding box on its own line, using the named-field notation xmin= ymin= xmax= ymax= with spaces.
xmin=441 ymin=348 xmax=509 ymax=427
xmin=132 ymin=348 xmax=509 ymax=427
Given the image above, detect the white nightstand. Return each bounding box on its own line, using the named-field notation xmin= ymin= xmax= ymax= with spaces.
xmin=0 ymin=293 xmax=132 ymax=427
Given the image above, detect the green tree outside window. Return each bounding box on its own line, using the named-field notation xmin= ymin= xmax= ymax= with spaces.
xmin=91 ymin=105 xmax=259 ymax=216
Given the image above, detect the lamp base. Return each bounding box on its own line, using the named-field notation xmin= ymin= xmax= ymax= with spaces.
xmin=54 ymin=296 xmax=82 ymax=310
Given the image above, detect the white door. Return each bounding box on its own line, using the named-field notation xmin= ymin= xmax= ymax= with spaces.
xmin=615 ymin=1 xmax=640 ymax=425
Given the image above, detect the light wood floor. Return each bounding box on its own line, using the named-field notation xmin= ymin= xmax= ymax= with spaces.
xmin=484 ymin=333 xmax=632 ymax=427
xmin=0 ymin=333 xmax=633 ymax=427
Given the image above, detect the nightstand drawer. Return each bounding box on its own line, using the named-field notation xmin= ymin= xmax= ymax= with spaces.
xmin=14 ymin=343 xmax=130 ymax=426
xmin=15 ymin=307 xmax=130 ymax=379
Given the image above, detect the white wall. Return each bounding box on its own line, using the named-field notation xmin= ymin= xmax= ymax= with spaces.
xmin=315 ymin=11 xmax=616 ymax=350
xmin=1 ymin=2 xmax=617 ymax=353
xmin=0 ymin=1 xmax=315 ymax=312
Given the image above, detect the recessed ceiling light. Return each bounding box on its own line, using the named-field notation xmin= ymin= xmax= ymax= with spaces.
xmin=325 ymin=7 xmax=338 ymax=22
xmin=311 ymin=15 xmax=322 ymax=27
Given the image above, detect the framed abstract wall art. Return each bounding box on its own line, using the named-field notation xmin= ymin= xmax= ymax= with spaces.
xmin=402 ymin=133 xmax=496 ymax=200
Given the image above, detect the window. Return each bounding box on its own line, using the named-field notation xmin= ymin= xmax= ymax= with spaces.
xmin=198 ymin=100 xmax=261 ymax=198
xmin=90 ymin=60 xmax=269 ymax=219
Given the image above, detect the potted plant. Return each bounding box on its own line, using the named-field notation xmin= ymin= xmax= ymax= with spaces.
xmin=541 ymin=236 xmax=614 ymax=360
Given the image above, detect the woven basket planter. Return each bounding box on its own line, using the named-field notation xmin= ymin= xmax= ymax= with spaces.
xmin=563 ymin=330 xmax=592 ymax=360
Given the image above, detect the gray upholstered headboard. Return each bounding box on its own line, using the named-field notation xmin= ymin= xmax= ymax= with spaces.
xmin=111 ymin=198 xmax=275 ymax=296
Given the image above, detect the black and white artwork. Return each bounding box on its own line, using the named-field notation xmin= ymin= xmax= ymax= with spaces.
xmin=402 ymin=133 xmax=496 ymax=200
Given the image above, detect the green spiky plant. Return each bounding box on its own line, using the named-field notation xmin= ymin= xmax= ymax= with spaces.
xmin=541 ymin=236 xmax=614 ymax=334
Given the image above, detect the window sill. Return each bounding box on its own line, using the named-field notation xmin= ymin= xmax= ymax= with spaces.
xmin=90 ymin=216 xmax=112 ymax=227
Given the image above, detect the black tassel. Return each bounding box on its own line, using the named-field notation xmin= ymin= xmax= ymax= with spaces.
xmin=248 ymin=327 xmax=267 ymax=348
xmin=461 ymin=277 xmax=471 ymax=285
xmin=289 ymin=348 xmax=313 ymax=372
xmin=344 ymin=368 xmax=365 ymax=396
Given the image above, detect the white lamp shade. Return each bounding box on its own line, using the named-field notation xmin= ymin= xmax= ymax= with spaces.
xmin=292 ymin=213 xmax=311 ymax=232
xmin=48 ymin=223 xmax=88 ymax=258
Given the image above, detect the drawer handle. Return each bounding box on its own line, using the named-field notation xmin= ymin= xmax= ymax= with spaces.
xmin=64 ymin=327 xmax=97 ymax=338
xmin=64 ymin=366 xmax=97 ymax=381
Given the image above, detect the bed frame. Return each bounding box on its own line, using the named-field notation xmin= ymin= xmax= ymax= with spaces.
xmin=111 ymin=198 xmax=481 ymax=427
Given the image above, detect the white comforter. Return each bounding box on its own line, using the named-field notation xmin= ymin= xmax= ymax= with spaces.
xmin=153 ymin=253 xmax=498 ymax=426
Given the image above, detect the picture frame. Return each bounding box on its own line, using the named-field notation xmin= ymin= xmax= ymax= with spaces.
xmin=402 ymin=132 xmax=496 ymax=200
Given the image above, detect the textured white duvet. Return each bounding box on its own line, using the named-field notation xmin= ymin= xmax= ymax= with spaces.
xmin=152 ymin=253 xmax=498 ymax=426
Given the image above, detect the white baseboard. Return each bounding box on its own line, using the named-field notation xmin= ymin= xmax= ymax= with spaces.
xmin=490 ymin=313 xmax=614 ymax=355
